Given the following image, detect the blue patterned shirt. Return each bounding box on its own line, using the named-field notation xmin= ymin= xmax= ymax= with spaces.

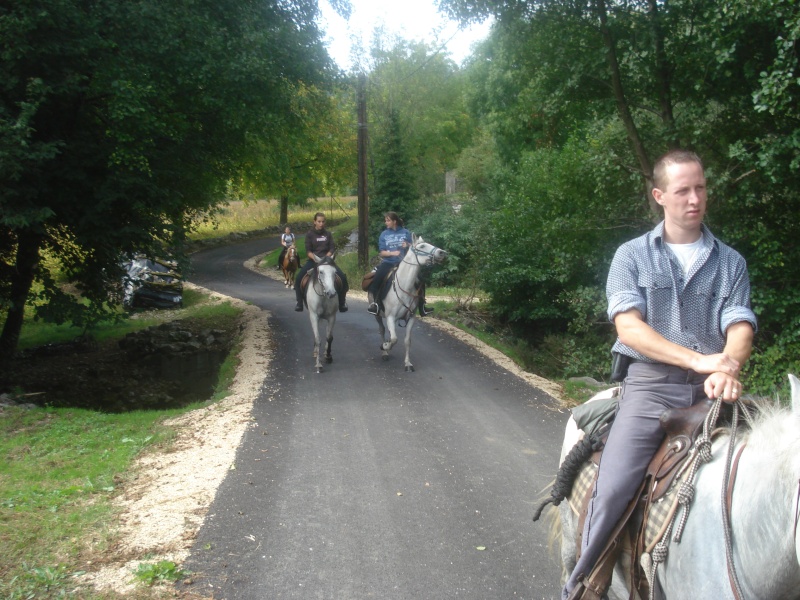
xmin=379 ymin=226 xmax=412 ymax=264
xmin=607 ymin=221 xmax=757 ymax=360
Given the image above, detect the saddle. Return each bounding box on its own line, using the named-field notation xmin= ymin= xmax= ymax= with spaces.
xmin=567 ymin=399 xmax=716 ymax=600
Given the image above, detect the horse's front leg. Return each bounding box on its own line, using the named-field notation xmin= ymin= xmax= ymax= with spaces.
xmin=403 ymin=317 xmax=416 ymax=372
xmin=310 ymin=315 xmax=323 ymax=373
xmin=324 ymin=314 xmax=335 ymax=364
xmin=380 ymin=316 xmax=399 ymax=360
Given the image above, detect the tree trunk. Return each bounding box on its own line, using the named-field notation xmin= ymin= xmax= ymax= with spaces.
xmin=280 ymin=195 xmax=288 ymax=225
xmin=594 ymin=0 xmax=657 ymax=214
xmin=647 ymin=0 xmax=677 ymax=145
xmin=0 ymin=231 xmax=43 ymax=363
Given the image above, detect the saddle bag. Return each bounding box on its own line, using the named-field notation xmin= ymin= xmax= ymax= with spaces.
xmin=361 ymin=269 xmax=376 ymax=292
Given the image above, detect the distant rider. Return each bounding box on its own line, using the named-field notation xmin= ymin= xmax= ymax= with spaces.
xmin=277 ymin=225 xmax=296 ymax=270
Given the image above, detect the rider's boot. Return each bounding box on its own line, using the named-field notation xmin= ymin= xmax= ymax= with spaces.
xmin=295 ymin=299 xmax=303 ymax=312
xmin=338 ymin=293 xmax=348 ymax=313
xmin=419 ymin=299 xmax=434 ymax=316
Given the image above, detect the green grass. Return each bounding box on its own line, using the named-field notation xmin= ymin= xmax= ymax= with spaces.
xmin=0 ymin=405 xmax=180 ymax=599
xmin=190 ymin=197 xmax=356 ymax=241
xmin=2 ymin=288 xmax=244 ymax=599
xmin=17 ymin=288 xmax=231 ymax=351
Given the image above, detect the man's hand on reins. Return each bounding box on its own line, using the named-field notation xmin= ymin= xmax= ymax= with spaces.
xmin=704 ymin=370 xmax=743 ymax=403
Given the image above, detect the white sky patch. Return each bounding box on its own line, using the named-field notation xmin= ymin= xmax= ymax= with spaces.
xmin=318 ymin=0 xmax=493 ymax=71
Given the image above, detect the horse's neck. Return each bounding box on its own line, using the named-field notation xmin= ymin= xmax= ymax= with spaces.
xmin=675 ymin=429 xmax=800 ymax=598
xmin=395 ymin=259 xmax=420 ymax=289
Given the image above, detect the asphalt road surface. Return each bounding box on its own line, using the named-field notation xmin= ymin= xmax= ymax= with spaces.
xmin=184 ymin=235 xmax=568 ymax=600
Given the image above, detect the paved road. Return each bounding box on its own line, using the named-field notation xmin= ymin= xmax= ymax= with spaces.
xmin=184 ymin=236 xmax=568 ymax=600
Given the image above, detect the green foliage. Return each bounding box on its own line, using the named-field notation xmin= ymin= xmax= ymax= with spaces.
xmin=411 ymin=196 xmax=485 ymax=292
xmin=132 ymin=560 xmax=185 ymax=586
xmin=432 ymin=0 xmax=800 ymax=391
xmin=479 ymin=141 xmax=642 ymax=325
xmin=366 ymin=38 xmax=476 ymax=216
xmin=370 ymin=109 xmax=417 ymax=239
xmin=0 ymin=0 xmax=336 ymax=359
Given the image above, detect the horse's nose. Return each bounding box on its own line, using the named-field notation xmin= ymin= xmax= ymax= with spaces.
xmin=437 ymin=250 xmax=448 ymax=261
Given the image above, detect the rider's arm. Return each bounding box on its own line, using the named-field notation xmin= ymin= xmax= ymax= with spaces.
xmin=614 ymin=309 xmax=740 ymax=375
xmin=703 ymin=321 xmax=754 ymax=400
xmin=614 ymin=310 xmax=752 ymax=401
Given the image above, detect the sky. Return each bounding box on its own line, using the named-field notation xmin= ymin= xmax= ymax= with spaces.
xmin=317 ymin=0 xmax=493 ymax=71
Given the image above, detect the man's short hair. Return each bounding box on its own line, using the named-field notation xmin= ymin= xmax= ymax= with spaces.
xmin=652 ymin=150 xmax=703 ymax=190
xmin=314 ymin=212 xmax=325 ymax=220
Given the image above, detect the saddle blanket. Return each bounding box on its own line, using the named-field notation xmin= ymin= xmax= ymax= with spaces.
xmin=567 ymin=458 xmax=689 ymax=551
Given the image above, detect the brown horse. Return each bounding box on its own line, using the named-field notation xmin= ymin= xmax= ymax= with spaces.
xmin=282 ymin=244 xmax=300 ymax=288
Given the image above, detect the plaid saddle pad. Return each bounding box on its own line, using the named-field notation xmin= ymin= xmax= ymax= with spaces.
xmin=566 ymin=459 xmax=689 ymax=551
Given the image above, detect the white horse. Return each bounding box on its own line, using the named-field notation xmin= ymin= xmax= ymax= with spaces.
xmin=556 ymin=375 xmax=800 ymax=600
xmin=303 ymin=255 xmax=339 ymax=373
xmin=372 ymin=235 xmax=447 ymax=372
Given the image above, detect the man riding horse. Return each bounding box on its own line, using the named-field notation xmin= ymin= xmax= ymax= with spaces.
xmin=367 ymin=212 xmax=433 ymax=317
xmin=562 ymin=149 xmax=757 ymax=599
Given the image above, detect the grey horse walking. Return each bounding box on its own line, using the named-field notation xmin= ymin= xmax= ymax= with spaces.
xmin=372 ymin=235 xmax=446 ymax=372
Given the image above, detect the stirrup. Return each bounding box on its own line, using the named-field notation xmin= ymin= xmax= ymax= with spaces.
xmin=420 ymin=304 xmax=434 ymax=316
xmin=367 ymin=302 xmax=379 ymax=315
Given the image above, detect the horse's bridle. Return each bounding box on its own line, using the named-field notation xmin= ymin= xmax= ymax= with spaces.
xmin=383 ymin=242 xmax=442 ymax=319
xmin=310 ymin=259 xmax=336 ymax=297
xmin=404 ymin=243 xmax=442 ymax=267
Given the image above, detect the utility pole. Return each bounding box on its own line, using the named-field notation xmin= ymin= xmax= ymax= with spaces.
xmin=357 ymin=73 xmax=369 ymax=271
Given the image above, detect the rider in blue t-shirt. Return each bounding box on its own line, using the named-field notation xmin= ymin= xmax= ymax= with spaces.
xmin=367 ymin=212 xmax=433 ymax=316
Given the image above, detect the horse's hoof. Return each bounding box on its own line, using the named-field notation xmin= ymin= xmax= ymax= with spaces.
xmin=325 ymin=356 xmax=333 ymax=364
xmin=316 ymin=367 xmax=323 ymax=373
xmin=405 ymin=365 xmax=415 ymax=372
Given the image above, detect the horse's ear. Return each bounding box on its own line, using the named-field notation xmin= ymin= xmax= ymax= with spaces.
xmin=412 ymin=233 xmax=419 ymax=244
xmin=789 ymin=374 xmax=800 ymax=416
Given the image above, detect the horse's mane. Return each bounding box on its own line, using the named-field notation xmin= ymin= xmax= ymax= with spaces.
xmin=721 ymin=398 xmax=800 ymax=480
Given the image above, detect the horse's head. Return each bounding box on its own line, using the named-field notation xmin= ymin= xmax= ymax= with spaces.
xmin=311 ymin=254 xmax=338 ymax=298
xmin=409 ymin=234 xmax=447 ymax=267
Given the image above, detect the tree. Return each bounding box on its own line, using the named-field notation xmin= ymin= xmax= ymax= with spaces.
xmin=369 ymin=109 xmax=416 ymax=239
xmin=441 ymin=0 xmax=800 ymax=389
xmin=0 ymin=0 xmax=338 ymax=361
xmin=366 ymin=38 xmax=475 ymax=204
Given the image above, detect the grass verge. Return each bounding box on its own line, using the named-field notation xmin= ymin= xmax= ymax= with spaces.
xmin=1 ymin=289 xmax=245 ymax=599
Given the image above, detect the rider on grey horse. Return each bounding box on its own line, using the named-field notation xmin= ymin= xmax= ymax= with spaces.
xmin=294 ymin=212 xmax=348 ymax=313
xmin=367 ymin=212 xmax=433 ymax=317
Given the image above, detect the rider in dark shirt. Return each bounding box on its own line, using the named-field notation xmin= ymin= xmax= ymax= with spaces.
xmin=294 ymin=213 xmax=348 ymax=313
